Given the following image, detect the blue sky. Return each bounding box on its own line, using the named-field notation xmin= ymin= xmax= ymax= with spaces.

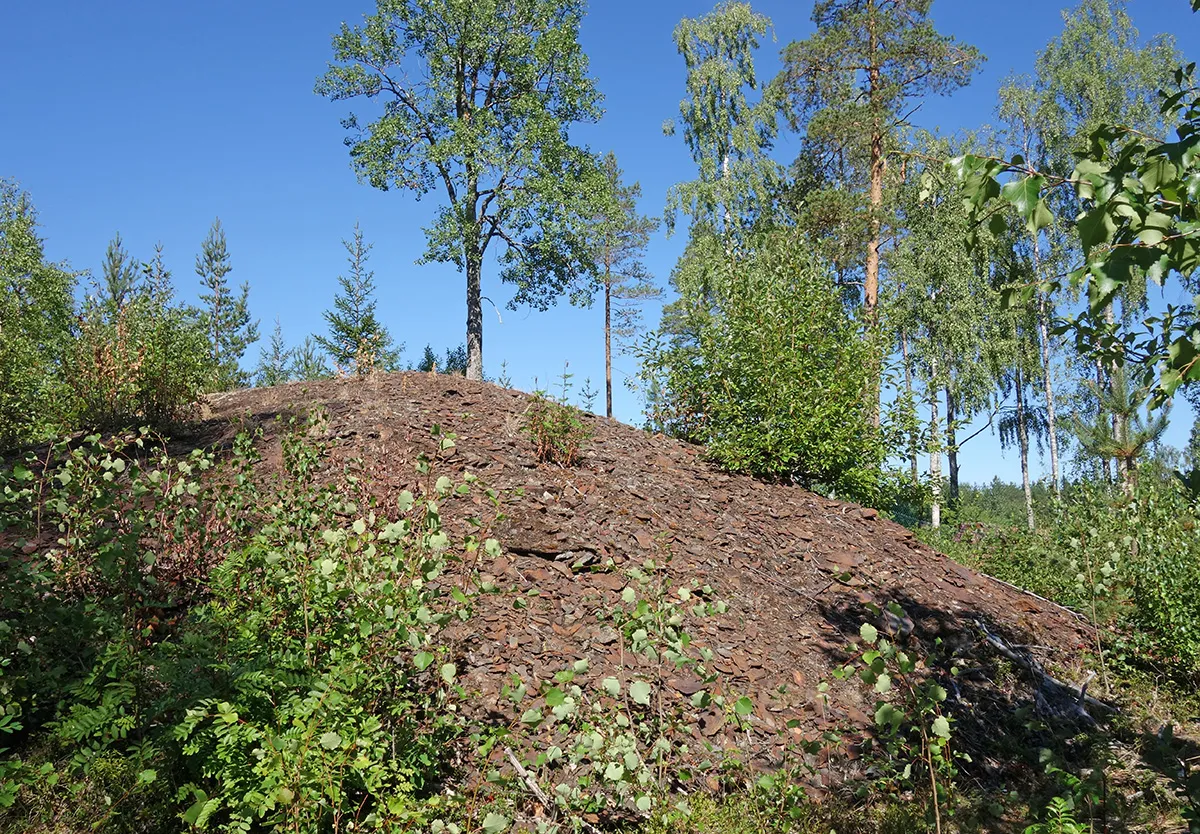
xmin=3 ymin=0 xmax=1198 ymax=486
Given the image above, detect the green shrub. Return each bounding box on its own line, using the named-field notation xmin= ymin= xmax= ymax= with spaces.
xmin=0 ymin=419 xmax=494 ymax=831
xmin=0 ymin=180 xmax=75 ymax=449
xmin=638 ymin=228 xmax=884 ymax=502
xmin=924 ymin=476 xmax=1200 ymax=683
xmin=66 ymin=293 xmax=212 ymax=432
xmin=522 ymin=391 xmax=592 ymax=466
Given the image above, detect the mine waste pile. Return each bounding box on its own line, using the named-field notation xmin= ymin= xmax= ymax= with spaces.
xmin=202 ymin=372 xmax=1101 ymax=798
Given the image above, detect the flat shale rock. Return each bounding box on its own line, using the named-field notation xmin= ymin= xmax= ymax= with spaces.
xmin=203 ymin=372 xmax=1092 ymax=765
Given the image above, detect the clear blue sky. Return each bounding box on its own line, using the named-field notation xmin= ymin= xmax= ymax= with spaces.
xmin=3 ymin=0 xmax=1198 ymax=486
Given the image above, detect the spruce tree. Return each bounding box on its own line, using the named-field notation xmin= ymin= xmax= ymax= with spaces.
xmin=316 ymin=223 xmax=400 ymax=374
xmin=415 ymin=343 xmax=467 ymax=376
xmin=291 ymin=337 xmax=331 ymax=382
xmin=417 ymin=344 xmax=439 ymax=373
xmin=255 ymin=318 xmax=294 ymax=387
xmin=196 ymin=218 xmax=258 ymax=390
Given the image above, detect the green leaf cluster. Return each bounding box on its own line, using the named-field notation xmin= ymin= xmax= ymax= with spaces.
xmin=641 ymin=228 xmax=883 ymax=502
xmin=0 ymin=420 xmax=495 ymax=830
xmin=0 ymin=180 xmax=76 ymax=448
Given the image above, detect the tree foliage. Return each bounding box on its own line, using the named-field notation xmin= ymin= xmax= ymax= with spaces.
xmin=639 ymin=228 xmax=882 ymax=500
xmin=315 ymin=223 xmax=401 ymax=375
xmin=579 ymin=152 xmax=661 ymax=418
xmin=416 ymin=343 xmax=468 ymax=376
xmin=664 ymin=1 xmax=782 ymax=238
xmin=0 ymin=180 xmax=75 ymax=448
xmin=69 ymin=243 xmax=212 ymax=431
xmin=255 ymin=318 xmax=294 ymax=388
xmin=953 ymin=3 xmax=1200 ymax=404
xmin=290 ymin=337 xmax=332 ymax=382
xmin=782 ymin=0 xmax=982 ymax=330
xmin=317 ymin=0 xmax=607 ymax=380
xmin=196 ymin=219 xmax=258 ymax=391
xmin=99 ymin=233 xmax=139 ymax=316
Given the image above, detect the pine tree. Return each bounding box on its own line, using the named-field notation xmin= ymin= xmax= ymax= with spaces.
xmin=1070 ymin=367 xmax=1170 ymax=493
xmin=100 ymin=233 xmax=139 ymax=316
xmin=196 ymin=218 xmax=258 ymax=390
xmin=782 ymin=0 xmax=982 ymax=420
xmin=587 ymin=152 xmax=661 ymax=419
xmin=142 ymin=242 xmax=175 ymax=308
xmin=255 ymin=318 xmax=294 ymax=387
xmin=315 ymin=223 xmax=401 ymax=375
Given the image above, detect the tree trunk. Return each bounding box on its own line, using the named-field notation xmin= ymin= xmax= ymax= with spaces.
xmin=1096 ymin=359 xmax=1112 ymax=483
xmin=1105 ymin=303 xmax=1123 ymax=482
xmin=864 ymin=0 xmax=883 ymax=427
xmin=945 ymin=387 xmax=959 ymax=511
xmin=604 ymin=274 xmax=613 ymax=419
xmin=1115 ymin=420 xmax=1131 ymax=490
xmin=901 ymin=331 xmax=918 ymax=487
xmin=465 ymin=247 xmax=484 ymax=381
xmin=1016 ymin=367 xmax=1036 ymax=532
xmin=929 ymin=360 xmax=942 ymax=530
xmin=1033 ymin=242 xmax=1060 ymax=494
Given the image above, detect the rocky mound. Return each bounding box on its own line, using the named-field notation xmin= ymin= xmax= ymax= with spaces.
xmin=202 ymin=372 xmax=1095 ymax=785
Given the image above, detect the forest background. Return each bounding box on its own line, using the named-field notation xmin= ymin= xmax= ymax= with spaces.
xmin=2 ymin=0 xmax=1196 ymax=490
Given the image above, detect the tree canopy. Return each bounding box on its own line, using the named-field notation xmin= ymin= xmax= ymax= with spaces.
xmin=317 ymin=0 xmax=609 ymax=380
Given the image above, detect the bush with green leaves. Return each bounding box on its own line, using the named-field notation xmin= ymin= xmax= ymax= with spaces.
xmin=67 ymin=292 xmax=213 ymax=432
xmin=521 ymin=392 xmax=592 ymax=467
xmin=0 ymin=180 xmax=76 ymax=449
xmin=499 ymin=562 xmax=739 ymax=830
xmin=0 ymin=418 xmax=498 ymax=832
xmin=923 ymin=474 xmax=1200 ymax=685
xmin=829 ymin=605 xmax=964 ymax=834
xmin=637 ymin=228 xmax=884 ymax=502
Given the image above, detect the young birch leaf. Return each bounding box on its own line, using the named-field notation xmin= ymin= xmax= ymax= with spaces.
xmin=629 ymin=680 xmax=652 ymax=705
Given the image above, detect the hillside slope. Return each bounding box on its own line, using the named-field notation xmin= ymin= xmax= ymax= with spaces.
xmin=204 ymin=372 xmax=1094 ymax=782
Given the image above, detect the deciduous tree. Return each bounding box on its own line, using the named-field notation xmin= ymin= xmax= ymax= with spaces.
xmin=317 ymin=0 xmax=607 ymax=380
xmin=639 ymin=228 xmax=881 ymax=501
xmin=889 ymin=138 xmax=1004 ymax=524
xmin=0 ymin=180 xmax=75 ymax=447
xmin=664 ymin=1 xmax=783 ymax=240
xmin=996 ymin=0 xmax=1181 ymax=490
